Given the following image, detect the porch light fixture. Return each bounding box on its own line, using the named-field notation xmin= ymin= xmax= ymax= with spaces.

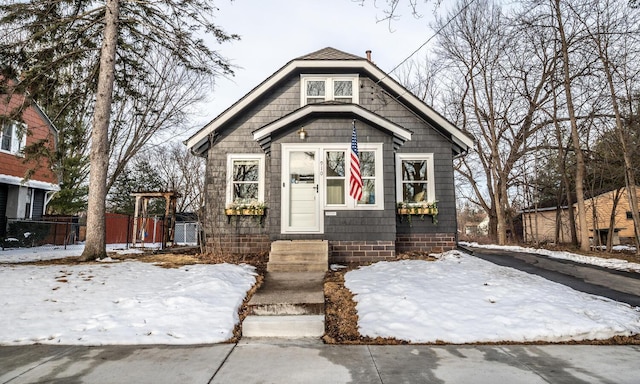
xmin=298 ymin=127 xmax=307 ymax=140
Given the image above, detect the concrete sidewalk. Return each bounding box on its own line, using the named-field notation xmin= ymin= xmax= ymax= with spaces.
xmin=2 ymin=339 xmax=639 ymax=383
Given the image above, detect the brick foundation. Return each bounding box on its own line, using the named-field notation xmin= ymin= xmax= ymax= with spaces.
xmin=395 ymin=232 xmax=456 ymax=254
xmin=207 ymin=234 xmax=270 ymax=255
xmin=329 ymin=240 xmax=396 ymax=263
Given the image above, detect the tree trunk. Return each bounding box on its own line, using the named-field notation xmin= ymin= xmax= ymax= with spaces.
xmin=81 ymin=0 xmax=119 ymax=261
xmin=607 ymin=188 xmax=623 ymax=253
xmin=553 ymin=0 xmax=590 ymax=252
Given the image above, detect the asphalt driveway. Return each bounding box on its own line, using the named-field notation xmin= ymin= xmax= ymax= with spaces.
xmin=465 ymin=246 xmax=640 ymax=307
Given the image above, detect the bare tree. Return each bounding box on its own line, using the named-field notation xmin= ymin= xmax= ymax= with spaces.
xmin=547 ymin=0 xmax=593 ymax=251
xmin=435 ymin=0 xmax=556 ymax=244
xmin=106 ymin=51 xmax=212 ymax=192
xmin=576 ymin=0 xmax=640 ymax=254
xmin=150 ymin=142 xmax=206 ymax=214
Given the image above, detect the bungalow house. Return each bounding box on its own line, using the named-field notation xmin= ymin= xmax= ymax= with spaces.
xmin=521 ymin=187 xmax=640 ymax=246
xmin=1 ymin=85 xmax=60 ymax=237
xmin=185 ymin=47 xmax=473 ymax=263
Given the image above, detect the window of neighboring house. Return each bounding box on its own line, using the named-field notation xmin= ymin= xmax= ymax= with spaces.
xmin=323 ymin=143 xmax=383 ymax=209
xmin=395 ymin=153 xmax=436 ymax=204
xmin=627 ymin=211 xmax=640 ymax=220
xmin=0 ymin=120 xmax=26 ymax=155
xmin=301 ymin=75 xmax=359 ymax=105
xmin=226 ymin=154 xmax=265 ymax=206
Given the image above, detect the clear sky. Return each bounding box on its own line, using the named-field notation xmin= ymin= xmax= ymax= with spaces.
xmin=182 ymin=0 xmax=446 ymax=138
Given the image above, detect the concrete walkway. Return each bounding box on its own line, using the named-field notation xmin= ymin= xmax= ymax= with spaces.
xmin=2 ymin=339 xmax=639 ymax=383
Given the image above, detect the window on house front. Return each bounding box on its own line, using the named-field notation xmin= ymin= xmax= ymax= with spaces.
xmin=0 ymin=120 xmax=26 ymax=155
xmin=359 ymin=151 xmax=376 ymax=205
xmin=325 ymin=151 xmax=346 ymax=205
xmin=395 ymin=153 xmax=436 ymax=204
xmin=323 ymin=143 xmax=383 ymax=209
xmin=301 ymin=75 xmax=358 ymax=105
xmin=226 ymin=154 xmax=265 ymax=206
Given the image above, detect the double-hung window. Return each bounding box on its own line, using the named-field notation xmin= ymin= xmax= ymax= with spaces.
xmin=226 ymin=154 xmax=265 ymax=206
xmin=323 ymin=143 xmax=383 ymax=209
xmin=301 ymin=75 xmax=359 ymax=105
xmin=395 ymin=153 xmax=436 ymax=204
xmin=0 ymin=120 xmax=26 ymax=155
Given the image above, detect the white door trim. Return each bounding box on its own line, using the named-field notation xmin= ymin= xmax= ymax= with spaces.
xmin=281 ymin=144 xmax=323 ymax=234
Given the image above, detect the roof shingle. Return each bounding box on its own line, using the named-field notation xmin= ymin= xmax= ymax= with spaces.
xmin=297 ymin=47 xmax=364 ymax=61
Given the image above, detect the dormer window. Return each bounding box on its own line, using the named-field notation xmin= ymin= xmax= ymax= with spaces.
xmin=301 ymin=75 xmax=359 ymax=106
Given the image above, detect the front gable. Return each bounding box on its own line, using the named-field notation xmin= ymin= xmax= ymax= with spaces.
xmin=185 ymin=47 xmax=472 ymax=156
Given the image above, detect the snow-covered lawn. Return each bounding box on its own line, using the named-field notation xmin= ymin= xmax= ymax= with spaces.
xmin=0 ymin=261 xmax=256 ymax=345
xmin=2 ymin=244 xmax=640 ymax=345
xmin=0 ymin=243 xmax=151 ymax=263
xmin=345 ymin=250 xmax=640 ymax=344
xmin=462 ymin=242 xmax=640 ymax=273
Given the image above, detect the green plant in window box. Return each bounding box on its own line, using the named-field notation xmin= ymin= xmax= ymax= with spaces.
xmin=396 ymin=201 xmax=438 ymax=225
xmin=225 ymin=200 xmax=267 ymax=225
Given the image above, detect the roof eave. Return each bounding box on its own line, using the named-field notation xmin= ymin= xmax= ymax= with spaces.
xmin=252 ymin=103 xmax=413 ymax=142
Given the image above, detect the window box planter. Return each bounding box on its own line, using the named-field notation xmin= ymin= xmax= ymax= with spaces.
xmin=396 ymin=207 xmax=438 ymax=216
xmin=224 ymin=202 xmax=267 ymax=226
xmin=396 ymin=202 xmax=438 ymax=225
xmin=224 ymin=208 xmax=265 ymax=216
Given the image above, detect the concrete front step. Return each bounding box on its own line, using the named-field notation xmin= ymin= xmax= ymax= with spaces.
xmin=267 ymin=261 xmax=327 ymax=273
xmin=248 ymin=302 xmax=324 ymax=316
xmin=268 ymin=240 xmax=329 ymax=272
xmin=243 ymin=272 xmax=325 ymax=338
xmin=270 ymin=240 xmax=328 ymax=252
xmin=242 ymin=315 xmax=325 ymax=338
xmin=268 ymin=250 xmax=328 ymax=263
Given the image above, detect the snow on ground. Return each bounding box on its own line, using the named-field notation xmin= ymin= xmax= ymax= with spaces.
xmin=3 ymin=243 xmax=640 ymax=345
xmin=345 ymin=250 xmax=640 ymax=344
xmin=0 ymin=243 xmax=156 ymax=263
xmin=0 ymin=261 xmax=256 ymax=345
xmin=461 ymin=241 xmax=640 ymax=273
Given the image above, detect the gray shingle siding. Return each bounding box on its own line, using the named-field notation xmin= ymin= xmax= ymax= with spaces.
xmin=203 ymin=68 xmax=459 ymax=254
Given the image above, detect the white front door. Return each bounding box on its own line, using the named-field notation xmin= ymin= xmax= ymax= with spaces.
xmin=282 ymin=146 xmax=322 ymax=233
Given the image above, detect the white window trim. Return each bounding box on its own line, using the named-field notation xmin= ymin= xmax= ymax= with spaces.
xmin=300 ymin=74 xmax=360 ymax=106
xmin=225 ymin=153 xmax=265 ymax=206
xmin=395 ymin=153 xmax=436 ymax=203
xmin=323 ymin=143 xmax=384 ymax=210
xmin=0 ymin=120 xmax=27 ymax=156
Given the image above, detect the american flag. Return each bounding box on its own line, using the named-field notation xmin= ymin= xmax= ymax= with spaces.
xmin=349 ymin=120 xmax=363 ymax=201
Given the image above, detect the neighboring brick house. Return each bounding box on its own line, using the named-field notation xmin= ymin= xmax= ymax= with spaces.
xmin=1 ymin=86 xmax=59 ymax=237
xmin=522 ymin=187 xmax=640 ymax=246
xmin=185 ymin=47 xmax=473 ymax=262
